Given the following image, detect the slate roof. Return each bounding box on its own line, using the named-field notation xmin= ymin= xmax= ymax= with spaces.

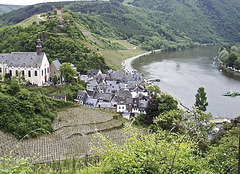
xmin=115 ymin=90 xmax=132 ymax=101
xmin=77 ymin=90 xmax=88 ymax=98
xmin=0 ymin=52 xmax=45 ymax=68
xmin=94 ymin=92 xmax=112 ymax=102
xmin=52 ymin=60 xmax=61 ymax=70
xmin=87 ymin=69 xmax=101 ymax=77
xmin=111 ymin=70 xmax=124 ymax=81
xmin=85 ymin=98 xmax=98 ymax=107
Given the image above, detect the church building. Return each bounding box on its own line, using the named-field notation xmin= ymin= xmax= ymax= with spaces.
xmin=0 ymin=39 xmax=50 ymax=86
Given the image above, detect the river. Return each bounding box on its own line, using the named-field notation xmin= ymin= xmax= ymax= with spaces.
xmin=133 ymin=46 xmax=240 ymax=119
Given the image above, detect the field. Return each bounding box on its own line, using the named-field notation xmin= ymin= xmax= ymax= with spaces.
xmin=0 ymin=106 xmax=126 ymax=164
xmin=101 ymin=46 xmax=145 ymax=70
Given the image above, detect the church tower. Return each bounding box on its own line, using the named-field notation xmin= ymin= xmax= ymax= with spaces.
xmin=36 ymin=38 xmax=42 ymax=55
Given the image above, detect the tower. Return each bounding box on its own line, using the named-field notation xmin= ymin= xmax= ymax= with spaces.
xmin=56 ymin=5 xmax=63 ymax=19
xmin=36 ymin=38 xmax=42 ymax=55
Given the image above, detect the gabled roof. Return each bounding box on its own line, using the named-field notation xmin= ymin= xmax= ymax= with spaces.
xmin=0 ymin=52 xmax=45 ymax=68
xmin=88 ymin=79 xmax=98 ymax=86
xmin=111 ymin=70 xmax=124 ymax=81
xmin=77 ymin=90 xmax=88 ymax=98
xmin=52 ymin=59 xmax=61 ymax=70
xmin=94 ymin=92 xmax=112 ymax=102
xmin=85 ymin=98 xmax=98 ymax=107
xmin=115 ymin=90 xmax=132 ymax=99
xmin=87 ymin=69 xmax=102 ymax=77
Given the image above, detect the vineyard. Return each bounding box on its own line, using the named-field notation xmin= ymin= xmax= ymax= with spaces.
xmin=0 ymin=106 xmax=126 ymax=164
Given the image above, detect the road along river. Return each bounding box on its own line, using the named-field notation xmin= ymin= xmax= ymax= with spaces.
xmin=132 ymin=46 xmax=240 ymax=119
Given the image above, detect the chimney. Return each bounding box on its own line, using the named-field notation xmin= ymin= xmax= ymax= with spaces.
xmin=36 ymin=38 xmax=42 ymax=55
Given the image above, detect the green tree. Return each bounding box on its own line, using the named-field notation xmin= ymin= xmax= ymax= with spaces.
xmin=219 ymin=49 xmax=229 ymax=63
xmin=62 ymin=12 xmax=73 ymax=21
xmin=9 ymin=77 xmax=21 ymax=95
xmin=59 ymin=63 xmax=76 ymax=83
xmin=195 ymin=87 xmax=208 ymax=112
xmin=154 ymin=109 xmax=184 ymax=132
xmin=227 ymin=52 xmax=238 ymax=67
xmin=53 ymin=75 xmax=58 ymax=85
xmin=144 ymin=95 xmax=160 ymax=124
xmin=158 ymin=94 xmax=178 ymax=114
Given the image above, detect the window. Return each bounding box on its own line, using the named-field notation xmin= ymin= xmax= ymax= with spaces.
xmin=42 ymin=70 xmax=43 ymax=76
xmin=35 ymin=71 xmax=37 ymax=76
xmin=22 ymin=71 xmax=24 ymax=76
xmin=45 ymin=68 xmax=46 ymax=75
xmin=15 ymin=70 xmax=18 ymax=76
xmin=9 ymin=70 xmax=12 ymax=77
xmin=28 ymin=70 xmax=31 ymax=77
xmin=0 ymin=67 xmax=2 ymax=73
xmin=47 ymin=67 xmax=49 ymax=73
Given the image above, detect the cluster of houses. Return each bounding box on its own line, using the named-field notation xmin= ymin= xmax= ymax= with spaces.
xmin=0 ymin=37 xmax=150 ymax=119
xmin=0 ymin=8 xmax=151 ymax=119
xmin=75 ymin=69 xmax=150 ymax=119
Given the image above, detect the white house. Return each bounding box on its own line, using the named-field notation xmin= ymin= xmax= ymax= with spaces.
xmin=0 ymin=39 xmax=50 ymax=86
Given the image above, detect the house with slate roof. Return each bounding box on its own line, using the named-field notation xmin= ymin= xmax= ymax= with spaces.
xmin=50 ymin=59 xmax=61 ymax=79
xmin=0 ymin=39 xmax=50 ymax=86
xmin=87 ymin=69 xmax=102 ymax=78
xmin=76 ymin=69 xmax=150 ymax=119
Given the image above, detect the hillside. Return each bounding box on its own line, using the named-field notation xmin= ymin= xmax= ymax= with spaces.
xmin=0 ymin=106 xmax=125 ymax=163
xmin=0 ymin=4 xmax=22 ymax=15
xmin=0 ymin=0 xmax=239 ymax=51
xmin=129 ymin=0 xmax=240 ymax=43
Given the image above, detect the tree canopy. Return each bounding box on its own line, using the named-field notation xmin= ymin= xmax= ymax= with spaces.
xmin=195 ymin=87 xmax=208 ymax=112
xmin=59 ymin=62 xmax=76 ymax=83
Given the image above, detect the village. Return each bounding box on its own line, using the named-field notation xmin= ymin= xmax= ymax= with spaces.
xmin=0 ymin=36 xmax=151 ymax=120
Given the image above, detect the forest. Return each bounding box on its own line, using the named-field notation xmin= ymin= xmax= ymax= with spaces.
xmin=0 ymin=0 xmax=240 ymax=51
xmin=0 ymin=4 xmax=22 ymax=15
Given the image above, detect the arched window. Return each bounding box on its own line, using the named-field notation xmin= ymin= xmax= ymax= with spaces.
xmin=9 ymin=70 xmax=12 ymax=77
xmin=28 ymin=70 xmax=31 ymax=77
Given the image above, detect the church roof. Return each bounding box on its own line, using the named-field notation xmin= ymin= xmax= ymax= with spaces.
xmin=0 ymin=52 xmax=45 ymax=68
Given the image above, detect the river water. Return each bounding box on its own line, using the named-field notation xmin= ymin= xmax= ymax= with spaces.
xmin=133 ymin=46 xmax=240 ymax=119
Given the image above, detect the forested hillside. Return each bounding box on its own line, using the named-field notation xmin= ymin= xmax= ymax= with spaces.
xmin=129 ymin=0 xmax=240 ymax=43
xmin=0 ymin=4 xmax=22 ymax=15
xmin=0 ymin=0 xmax=240 ymax=51
xmin=0 ymin=16 xmax=109 ymax=74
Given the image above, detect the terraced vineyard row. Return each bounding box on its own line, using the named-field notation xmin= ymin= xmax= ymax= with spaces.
xmin=0 ymin=107 xmax=127 ymax=164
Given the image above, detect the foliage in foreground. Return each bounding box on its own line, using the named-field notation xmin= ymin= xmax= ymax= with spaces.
xmin=0 ymin=81 xmax=73 ymax=139
xmin=0 ymin=116 xmax=238 ymax=173
xmin=80 ymin=123 xmax=238 ymax=174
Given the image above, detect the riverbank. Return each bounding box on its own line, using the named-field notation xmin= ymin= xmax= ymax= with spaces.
xmin=122 ymin=49 xmax=193 ymax=112
xmin=122 ymin=49 xmax=161 ymax=73
xmin=219 ymin=61 xmax=240 ymax=80
xmin=128 ymin=46 xmax=239 ymax=120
